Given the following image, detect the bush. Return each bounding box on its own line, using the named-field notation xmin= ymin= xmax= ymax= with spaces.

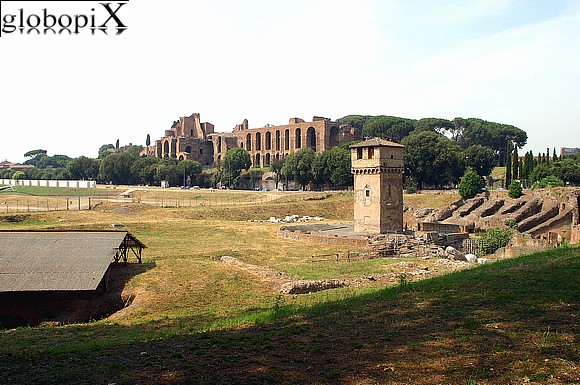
xmin=508 ymin=180 xmax=523 ymax=198
xmin=405 ymin=177 xmax=418 ymax=194
xmin=504 ymin=219 xmax=517 ymax=228
xmin=533 ymin=175 xmax=565 ymax=189
xmin=458 ymin=169 xmax=483 ymax=199
xmin=477 ymin=228 xmax=513 ymax=255
xmin=11 ymin=171 xmax=26 ymax=180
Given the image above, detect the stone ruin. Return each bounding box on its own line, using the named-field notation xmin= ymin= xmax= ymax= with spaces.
xmin=413 ymin=188 xmax=580 ymax=246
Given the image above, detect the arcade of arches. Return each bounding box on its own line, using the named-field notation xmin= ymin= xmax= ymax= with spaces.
xmin=141 ymin=113 xmax=361 ymax=168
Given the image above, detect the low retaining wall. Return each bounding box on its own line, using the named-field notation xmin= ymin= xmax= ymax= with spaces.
xmin=277 ymin=228 xmax=368 ymax=247
xmin=0 ymin=179 xmax=96 ymax=188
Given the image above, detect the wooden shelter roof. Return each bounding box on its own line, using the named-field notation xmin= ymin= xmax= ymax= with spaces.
xmin=0 ymin=231 xmax=145 ymax=293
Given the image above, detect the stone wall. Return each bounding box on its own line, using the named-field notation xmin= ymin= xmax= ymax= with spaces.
xmin=141 ymin=113 xmax=360 ymax=169
xmin=0 ymin=179 xmax=96 ymax=188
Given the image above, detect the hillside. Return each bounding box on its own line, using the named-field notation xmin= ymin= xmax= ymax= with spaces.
xmin=0 ymin=192 xmax=578 ymax=384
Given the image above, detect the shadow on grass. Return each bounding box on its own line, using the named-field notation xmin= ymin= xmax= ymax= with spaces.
xmin=1 ymin=248 xmax=578 ymax=384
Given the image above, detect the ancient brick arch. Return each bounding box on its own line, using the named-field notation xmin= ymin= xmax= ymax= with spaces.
xmin=329 ymin=126 xmax=340 ymax=147
xmin=256 ymin=132 xmax=262 ymax=150
xmin=295 ymin=128 xmax=302 ymax=149
xmin=246 ymin=134 xmax=252 ymax=151
xmin=163 ymin=141 xmax=170 ymax=157
xmin=144 ymin=113 xmax=362 ymax=170
xmin=306 ymin=126 xmax=316 ymax=152
xmin=275 ymin=130 xmax=281 ymax=151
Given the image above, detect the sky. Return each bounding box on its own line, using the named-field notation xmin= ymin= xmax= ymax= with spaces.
xmin=1 ymin=0 xmax=579 ymax=163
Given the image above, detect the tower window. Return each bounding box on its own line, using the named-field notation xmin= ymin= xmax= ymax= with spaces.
xmin=369 ymin=147 xmax=374 ymax=159
xmin=357 ymin=148 xmax=363 ymax=160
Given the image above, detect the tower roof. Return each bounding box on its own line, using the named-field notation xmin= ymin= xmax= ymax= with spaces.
xmin=349 ymin=138 xmax=404 ymax=148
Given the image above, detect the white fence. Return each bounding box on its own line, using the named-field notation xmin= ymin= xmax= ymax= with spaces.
xmin=0 ymin=179 xmax=96 ymax=188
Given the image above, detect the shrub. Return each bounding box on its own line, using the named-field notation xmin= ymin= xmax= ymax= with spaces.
xmin=533 ymin=175 xmax=565 ymax=189
xmin=504 ymin=219 xmax=518 ymax=228
xmin=508 ymin=180 xmax=523 ymax=198
xmin=477 ymin=228 xmax=513 ymax=254
xmin=11 ymin=171 xmax=26 ymax=180
xmin=458 ymin=169 xmax=483 ymax=199
xmin=405 ymin=177 xmax=418 ymax=194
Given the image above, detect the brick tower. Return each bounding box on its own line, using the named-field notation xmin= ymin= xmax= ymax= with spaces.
xmin=351 ymin=138 xmax=405 ymax=234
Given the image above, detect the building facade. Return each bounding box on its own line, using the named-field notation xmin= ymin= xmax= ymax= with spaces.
xmin=142 ymin=113 xmax=361 ymax=167
xmin=351 ymin=138 xmax=405 ymax=234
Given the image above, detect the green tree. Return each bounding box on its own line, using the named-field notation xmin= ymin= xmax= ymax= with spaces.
xmin=115 ymin=139 xmax=120 ymax=150
xmin=512 ymin=146 xmax=519 ymax=181
xmin=178 ymin=159 xmax=202 ymax=187
xmin=312 ymin=147 xmax=352 ymax=188
xmin=281 ymin=147 xmax=316 ymax=190
xmin=11 ymin=171 xmax=26 ymax=180
xmin=402 ymin=131 xmax=465 ymax=189
xmin=551 ymin=158 xmax=580 ymax=185
xmin=222 ymin=148 xmax=251 ymax=188
xmin=269 ymin=158 xmax=284 ymax=190
xmin=131 ymin=156 xmax=159 ymax=186
xmin=458 ymin=119 xmax=527 ymax=166
xmin=98 ymin=153 xmax=138 ymax=185
xmin=521 ymin=151 xmax=534 ymax=180
xmin=146 ymin=134 xmax=151 ymax=147
xmin=337 ymin=115 xmax=372 ymax=129
xmin=23 ymin=149 xmax=47 ymax=158
xmin=505 ymin=141 xmax=512 ymax=187
xmin=405 ymin=176 xmax=418 ymax=194
xmin=154 ymin=158 xmax=180 ymax=186
xmin=508 ymin=180 xmax=523 ymax=198
xmin=412 ymin=118 xmax=453 ymax=134
xmin=464 ymin=145 xmax=495 ymax=177
xmin=534 ymin=175 xmax=565 ymax=188
xmin=363 ymin=116 xmax=414 ymax=142
xmin=98 ymin=144 xmax=115 ymax=159
xmin=66 ymin=156 xmax=99 ymax=180
xmin=458 ymin=169 xmax=483 ymax=199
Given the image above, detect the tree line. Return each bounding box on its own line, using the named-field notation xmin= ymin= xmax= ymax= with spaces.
xmin=2 ymin=117 xmax=579 ymax=191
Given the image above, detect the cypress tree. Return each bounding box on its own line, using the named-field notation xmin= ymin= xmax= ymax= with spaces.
xmin=505 ymin=141 xmax=512 ymax=188
xmin=512 ymin=146 xmax=519 ymax=181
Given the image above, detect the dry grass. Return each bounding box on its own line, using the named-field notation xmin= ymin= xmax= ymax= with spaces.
xmin=1 ymin=188 xmax=577 ymax=384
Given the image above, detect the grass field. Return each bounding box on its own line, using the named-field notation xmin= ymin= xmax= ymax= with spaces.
xmin=0 ymin=189 xmax=578 ymax=384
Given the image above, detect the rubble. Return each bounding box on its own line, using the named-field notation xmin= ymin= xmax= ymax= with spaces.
xmin=280 ymin=279 xmax=346 ymax=294
xmin=251 ymin=215 xmax=325 ymax=223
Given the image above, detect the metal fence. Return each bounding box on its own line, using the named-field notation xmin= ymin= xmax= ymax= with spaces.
xmin=0 ymin=191 xmax=330 ymax=214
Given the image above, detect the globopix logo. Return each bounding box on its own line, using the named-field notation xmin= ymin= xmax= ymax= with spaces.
xmin=1 ymin=1 xmax=129 ymax=36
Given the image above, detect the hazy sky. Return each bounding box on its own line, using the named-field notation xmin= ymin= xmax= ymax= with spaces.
xmin=1 ymin=0 xmax=579 ymax=163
